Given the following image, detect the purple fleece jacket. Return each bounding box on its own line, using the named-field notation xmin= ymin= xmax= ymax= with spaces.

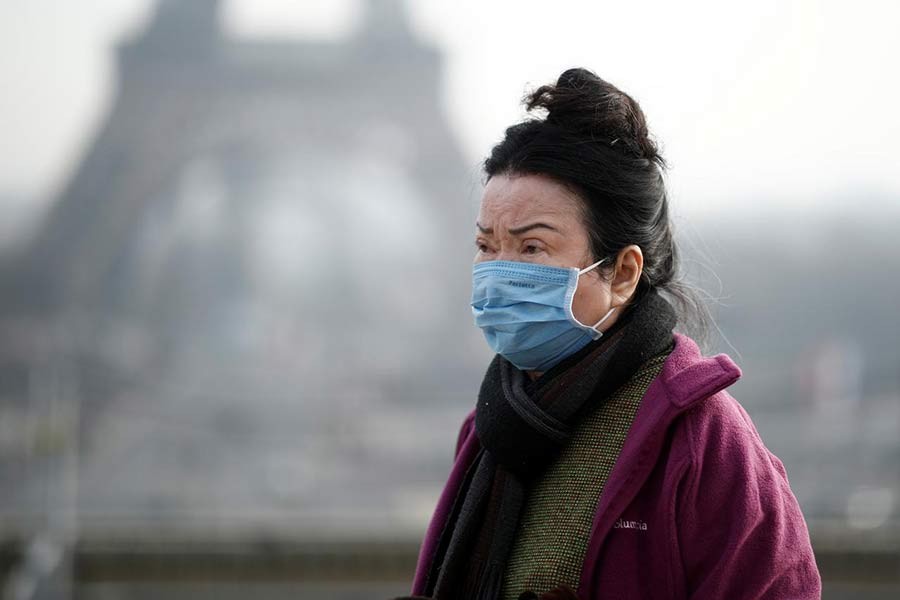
xmin=411 ymin=333 xmax=821 ymax=599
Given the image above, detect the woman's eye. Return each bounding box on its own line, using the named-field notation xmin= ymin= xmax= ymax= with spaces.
xmin=476 ymin=242 xmax=491 ymax=253
xmin=523 ymin=245 xmax=540 ymax=255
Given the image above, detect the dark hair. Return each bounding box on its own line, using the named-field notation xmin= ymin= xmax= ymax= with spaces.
xmin=483 ymin=67 xmax=711 ymax=343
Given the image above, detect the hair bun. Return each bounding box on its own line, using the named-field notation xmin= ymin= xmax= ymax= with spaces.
xmin=525 ymin=67 xmax=664 ymax=167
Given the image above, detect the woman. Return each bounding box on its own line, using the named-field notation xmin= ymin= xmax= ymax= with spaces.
xmin=399 ymin=68 xmax=820 ymax=600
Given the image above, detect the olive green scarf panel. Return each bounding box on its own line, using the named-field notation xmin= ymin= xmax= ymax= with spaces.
xmin=501 ymin=351 xmax=670 ymax=600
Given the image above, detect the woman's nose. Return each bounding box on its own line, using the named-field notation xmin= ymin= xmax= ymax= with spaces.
xmin=496 ymin=249 xmax=520 ymax=262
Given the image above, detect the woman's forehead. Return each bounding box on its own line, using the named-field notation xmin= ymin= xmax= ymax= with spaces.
xmin=478 ymin=173 xmax=583 ymax=227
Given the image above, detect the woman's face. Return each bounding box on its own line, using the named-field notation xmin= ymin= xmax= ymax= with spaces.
xmin=474 ymin=172 xmax=643 ymax=340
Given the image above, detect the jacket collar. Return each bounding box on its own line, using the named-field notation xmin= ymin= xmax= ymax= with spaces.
xmin=659 ymin=332 xmax=743 ymax=409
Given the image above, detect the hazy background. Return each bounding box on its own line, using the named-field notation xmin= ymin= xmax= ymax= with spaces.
xmin=1 ymin=1 xmax=898 ymax=599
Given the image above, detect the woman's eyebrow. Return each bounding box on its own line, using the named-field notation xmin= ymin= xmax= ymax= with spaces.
xmin=476 ymin=222 xmax=559 ymax=235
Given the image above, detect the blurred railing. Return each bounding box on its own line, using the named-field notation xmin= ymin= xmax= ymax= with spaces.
xmin=0 ymin=526 xmax=898 ymax=599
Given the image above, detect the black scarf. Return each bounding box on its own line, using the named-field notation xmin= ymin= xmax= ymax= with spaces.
xmin=420 ymin=287 xmax=677 ymax=600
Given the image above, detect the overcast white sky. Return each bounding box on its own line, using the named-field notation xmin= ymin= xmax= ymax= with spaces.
xmin=1 ymin=0 xmax=899 ymax=224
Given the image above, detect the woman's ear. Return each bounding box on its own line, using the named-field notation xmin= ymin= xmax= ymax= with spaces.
xmin=610 ymin=245 xmax=643 ymax=307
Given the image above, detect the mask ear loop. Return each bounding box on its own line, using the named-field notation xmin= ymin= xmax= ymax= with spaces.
xmin=589 ymin=306 xmax=617 ymax=334
xmin=568 ymin=257 xmax=618 ymax=338
xmin=578 ymin=258 xmax=606 ymax=275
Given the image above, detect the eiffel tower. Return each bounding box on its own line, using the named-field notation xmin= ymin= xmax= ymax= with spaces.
xmin=9 ymin=0 xmax=476 ymax=368
xmin=0 ymin=0 xmax=483 ymax=529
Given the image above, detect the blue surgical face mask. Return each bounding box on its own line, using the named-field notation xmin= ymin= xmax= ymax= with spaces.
xmin=470 ymin=258 xmax=617 ymax=372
